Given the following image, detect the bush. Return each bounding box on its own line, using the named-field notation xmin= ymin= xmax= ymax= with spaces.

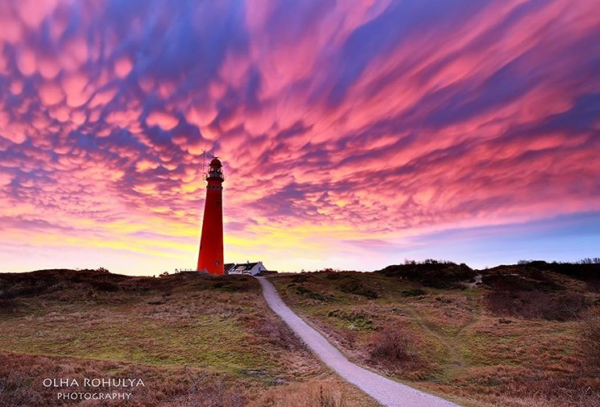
xmin=369 ymin=325 xmax=415 ymax=367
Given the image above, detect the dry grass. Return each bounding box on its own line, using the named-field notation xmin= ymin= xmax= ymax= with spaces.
xmin=0 ymin=351 xmax=247 ymax=407
xmin=580 ymin=307 xmax=600 ymax=374
xmin=250 ymin=381 xmax=349 ymax=407
xmin=0 ymin=270 xmax=378 ymax=406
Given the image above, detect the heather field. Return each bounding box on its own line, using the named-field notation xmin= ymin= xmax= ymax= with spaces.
xmin=270 ymin=261 xmax=600 ymax=407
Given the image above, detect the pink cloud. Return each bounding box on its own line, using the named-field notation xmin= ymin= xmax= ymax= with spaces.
xmin=0 ymin=0 xmax=598 ymax=274
xmin=146 ymin=111 xmax=179 ymax=131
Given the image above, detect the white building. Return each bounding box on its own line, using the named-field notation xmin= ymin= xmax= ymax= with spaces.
xmin=225 ymin=261 xmax=267 ymax=276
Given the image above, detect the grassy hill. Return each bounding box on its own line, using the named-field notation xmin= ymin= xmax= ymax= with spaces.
xmin=0 ymin=269 xmax=378 ymax=407
xmin=270 ymin=261 xmax=600 ymax=407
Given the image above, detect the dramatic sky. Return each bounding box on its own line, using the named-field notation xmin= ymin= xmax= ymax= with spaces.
xmin=1 ymin=0 xmax=599 ymax=274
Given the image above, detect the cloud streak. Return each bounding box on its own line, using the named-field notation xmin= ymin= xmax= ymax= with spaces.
xmin=0 ymin=0 xmax=599 ymax=273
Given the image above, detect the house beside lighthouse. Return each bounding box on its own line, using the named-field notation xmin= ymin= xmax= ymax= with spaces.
xmin=197 ymin=157 xmax=225 ymax=275
xmin=225 ymin=261 xmax=268 ymax=276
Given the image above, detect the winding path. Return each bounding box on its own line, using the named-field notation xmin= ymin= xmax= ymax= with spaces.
xmin=256 ymin=276 xmax=461 ymax=407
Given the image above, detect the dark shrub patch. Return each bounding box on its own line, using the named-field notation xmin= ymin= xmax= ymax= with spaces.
xmin=90 ymin=281 xmax=119 ymax=292
xmin=518 ymin=260 xmax=600 ymax=281
xmin=485 ymin=290 xmax=588 ymax=321
xmin=0 ymin=299 xmax=20 ymax=314
xmin=295 ymin=285 xmax=332 ymax=302
xmin=291 ymin=274 xmax=311 ymax=283
xmin=213 ymin=280 xmax=251 ymax=292
xmin=482 ymin=271 xmax=562 ymax=292
xmin=376 ymin=260 xmax=475 ymax=289
xmin=401 ymin=289 xmax=426 ymax=297
xmin=339 ymin=279 xmax=379 ymax=299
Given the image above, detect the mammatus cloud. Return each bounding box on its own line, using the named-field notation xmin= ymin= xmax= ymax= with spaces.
xmin=0 ymin=0 xmax=599 ymax=273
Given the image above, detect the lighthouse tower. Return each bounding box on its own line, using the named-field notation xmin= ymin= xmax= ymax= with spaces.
xmin=197 ymin=157 xmax=225 ymax=274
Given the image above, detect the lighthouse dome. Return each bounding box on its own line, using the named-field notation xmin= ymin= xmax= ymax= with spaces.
xmin=210 ymin=158 xmax=222 ymax=167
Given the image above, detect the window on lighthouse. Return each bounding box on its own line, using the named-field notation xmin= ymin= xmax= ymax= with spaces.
xmin=215 ymin=261 xmax=220 ymax=266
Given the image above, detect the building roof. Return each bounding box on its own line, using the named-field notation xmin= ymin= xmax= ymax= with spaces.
xmin=241 ymin=262 xmax=259 ymax=270
xmin=226 ymin=262 xmax=265 ymax=273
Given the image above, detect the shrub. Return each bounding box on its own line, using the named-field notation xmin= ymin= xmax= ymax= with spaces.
xmin=369 ymin=325 xmax=415 ymax=367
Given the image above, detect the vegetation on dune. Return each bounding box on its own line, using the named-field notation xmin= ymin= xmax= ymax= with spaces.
xmin=271 ymin=260 xmax=600 ymax=407
xmin=376 ymin=259 xmax=476 ymax=289
xmin=0 ymin=269 xmax=378 ymax=407
xmin=482 ymin=262 xmax=598 ymax=321
xmin=2 ymin=262 xmax=599 ymax=406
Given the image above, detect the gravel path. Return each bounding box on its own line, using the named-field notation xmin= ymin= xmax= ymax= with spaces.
xmin=257 ymin=277 xmax=461 ymax=407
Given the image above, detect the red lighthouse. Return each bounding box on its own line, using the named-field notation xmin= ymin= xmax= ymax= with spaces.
xmin=197 ymin=157 xmax=225 ymax=274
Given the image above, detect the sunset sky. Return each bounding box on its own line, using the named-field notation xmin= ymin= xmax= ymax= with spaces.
xmin=1 ymin=0 xmax=599 ymax=275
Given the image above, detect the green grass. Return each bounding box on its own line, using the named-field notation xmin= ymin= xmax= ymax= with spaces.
xmin=0 ymin=296 xmax=275 ymax=375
